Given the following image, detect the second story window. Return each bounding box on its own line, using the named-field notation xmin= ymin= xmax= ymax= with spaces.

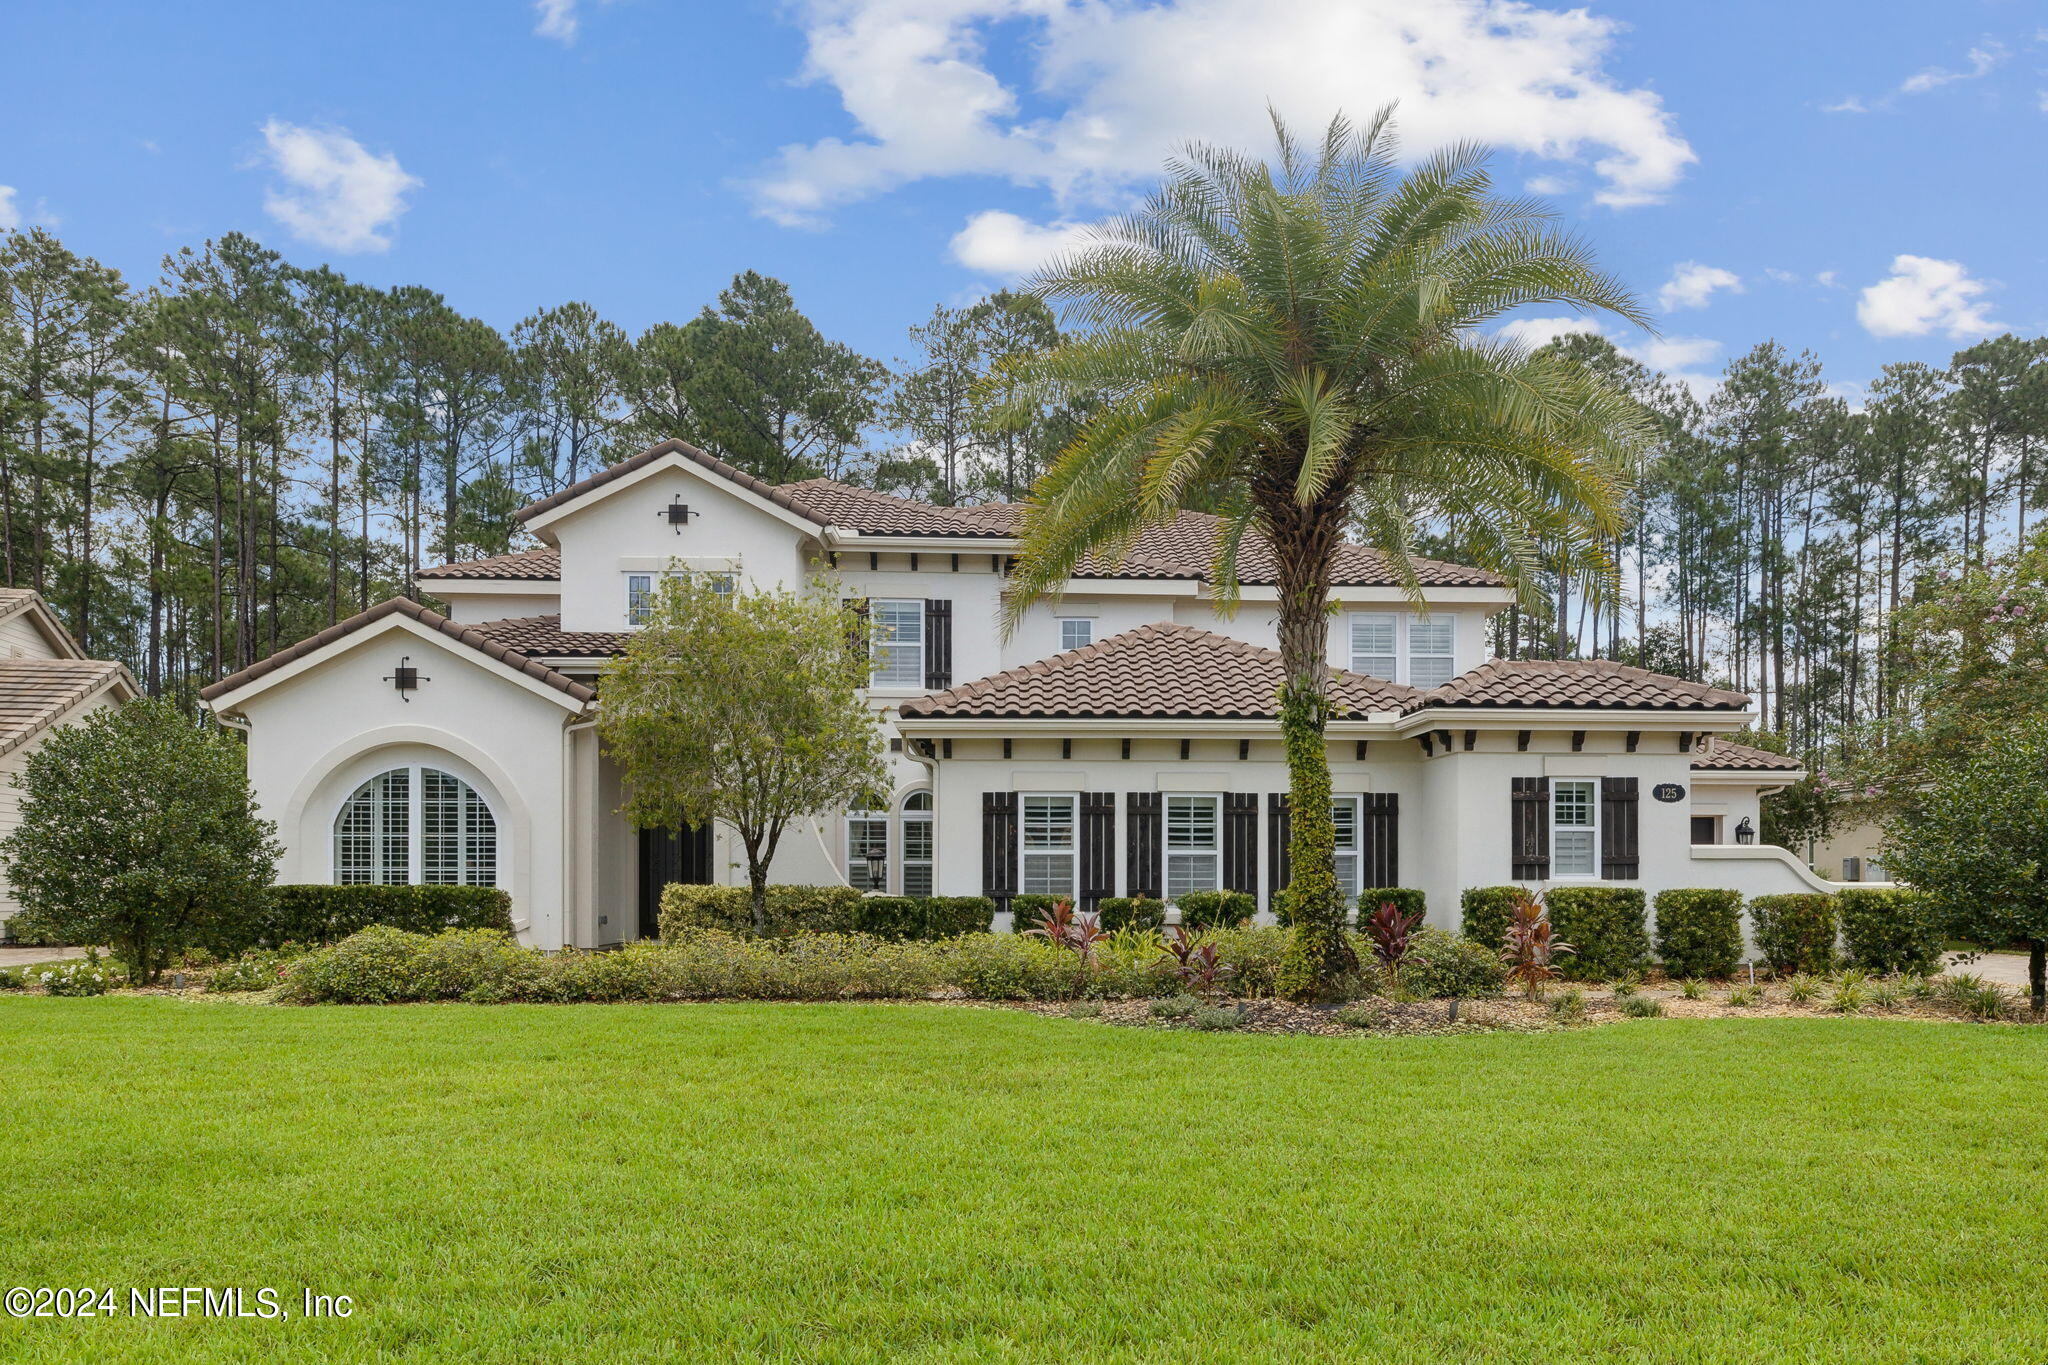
xmin=1058 ymin=617 xmax=1094 ymax=651
xmin=870 ymin=599 xmax=924 ymax=686
xmin=1348 ymin=611 xmax=1457 ymax=686
xmin=626 ymin=569 xmax=732 ymax=626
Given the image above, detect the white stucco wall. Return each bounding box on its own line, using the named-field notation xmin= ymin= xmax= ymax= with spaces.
xmin=428 ymin=589 xmax=561 ymax=624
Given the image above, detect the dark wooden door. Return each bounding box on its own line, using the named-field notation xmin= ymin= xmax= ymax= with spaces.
xmin=1690 ymin=816 xmax=1718 ymax=846
xmin=638 ymin=824 xmax=712 ymax=939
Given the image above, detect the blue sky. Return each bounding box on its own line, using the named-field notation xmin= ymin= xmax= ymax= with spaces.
xmin=3 ymin=0 xmax=2042 ymax=396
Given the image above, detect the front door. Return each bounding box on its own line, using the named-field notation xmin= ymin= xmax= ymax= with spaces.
xmin=637 ymin=824 xmax=712 ymax=939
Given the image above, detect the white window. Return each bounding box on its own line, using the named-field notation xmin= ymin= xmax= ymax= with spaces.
xmin=1020 ymin=794 xmax=1077 ymax=896
xmin=1058 ymin=618 xmax=1094 ymax=651
xmin=871 ymin=599 xmax=924 ymax=686
xmin=335 ymin=766 xmax=497 ymax=887
xmin=901 ymin=791 xmax=934 ymax=897
xmin=625 ymin=569 xmax=732 ymax=625
xmin=1166 ymin=794 xmax=1222 ymax=899
xmin=846 ymin=808 xmax=889 ymax=891
xmin=1552 ymin=779 xmax=1598 ymax=878
xmin=1348 ymin=611 xmax=1457 ymax=685
xmin=1331 ymin=796 xmax=1361 ymax=905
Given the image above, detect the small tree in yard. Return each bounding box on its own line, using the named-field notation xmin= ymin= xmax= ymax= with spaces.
xmin=1 ymin=699 xmax=280 ymax=984
xmin=599 ymin=571 xmax=888 ymax=936
xmin=1882 ymin=716 xmax=2048 ymax=1014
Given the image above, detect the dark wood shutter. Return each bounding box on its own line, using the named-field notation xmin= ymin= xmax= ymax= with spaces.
xmin=982 ymin=792 xmax=1018 ymax=910
xmin=924 ymin=599 xmax=952 ymax=689
xmin=1266 ymin=793 xmax=1291 ymax=910
xmin=1126 ymin=792 xmax=1163 ymax=899
xmin=636 ymin=823 xmax=712 ymax=940
xmin=1601 ymin=777 xmax=1640 ymax=880
xmin=1223 ymin=794 xmax=1259 ymax=894
xmin=1079 ymin=792 xmax=1115 ymax=910
xmin=842 ymin=597 xmax=870 ymax=668
xmin=1511 ymin=777 xmax=1550 ymax=879
xmin=1361 ymin=793 xmax=1399 ymax=887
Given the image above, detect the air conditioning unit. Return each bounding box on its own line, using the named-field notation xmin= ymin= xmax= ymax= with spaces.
xmin=1842 ymin=857 xmax=1862 ymax=882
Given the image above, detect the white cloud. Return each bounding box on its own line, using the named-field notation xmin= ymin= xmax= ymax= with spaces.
xmin=1496 ymin=315 xmax=1723 ymax=398
xmin=750 ymin=0 xmax=1696 ymax=225
xmin=2038 ymin=90 xmax=2048 ymax=114
xmin=1815 ymin=270 xmax=1839 ymax=288
xmin=1763 ymin=267 xmax=1800 ymax=284
xmin=1900 ymin=41 xmax=2005 ymax=94
xmin=1823 ymin=96 xmax=1869 ymax=115
xmin=1856 ymin=254 xmax=2002 ymax=338
xmin=534 ymin=0 xmax=609 ymax=43
xmin=0 ymin=187 xmax=18 ymax=232
xmin=1524 ymin=174 xmax=1573 ymax=195
xmin=949 ymin=210 xmax=1096 ymax=277
xmin=1657 ymin=261 xmax=1743 ymax=312
xmin=255 ymin=120 xmax=420 ymax=254
xmin=1495 ymin=315 xmax=1603 ymax=350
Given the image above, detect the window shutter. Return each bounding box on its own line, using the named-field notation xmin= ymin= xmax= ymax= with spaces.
xmin=1601 ymin=777 xmax=1640 ymax=880
xmin=982 ymin=792 xmax=1018 ymax=910
xmin=1223 ymin=793 xmax=1259 ymax=894
xmin=842 ymin=597 xmax=870 ymax=668
xmin=1511 ymin=777 xmax=1550 ymax=879
xmin=1078 ymin=792 xmax=1115 ymax=911
xmin=1125 ymin=792 xmax=1163 ymax=899
xmin=924 ymin=599 xmax=952 ymax=689
xmin=1362 ymin=793 xmax=1399 ymax=887
xmin=1266 ymin=793 xmax=1291 ymax=910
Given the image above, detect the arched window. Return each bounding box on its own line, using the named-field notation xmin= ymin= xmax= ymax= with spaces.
xmin=335 ymin=767 xmax=498 ymax=887
xmin=901 ymin=791 xmax=933 ymax=896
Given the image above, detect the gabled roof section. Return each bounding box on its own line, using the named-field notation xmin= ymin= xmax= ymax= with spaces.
xmin=778 ymin=480 xmax=1014 ymax=538
xmin=199 ymin=598 xmax=595 ymax=706
xmin=514 ymin=439 xmax=831 ymax=528
xmin=1424 ymin=658 xmax=1749 ymax=712
xmin=0 ymin=587 xmax=86 ymax=659
xmin=468 ymin=615 xmax=628 ymax=659
xmin=1058 ymin=511 xmax=1506 ymax=588
xmin=899 ymin=622 xmax=1423 ymax=721
xmin=0 ymin=658 xmax=138 ymax=758
xmin=416 ymin=547 xmax=560 ymax=581
xmin=1692 ymin=739 xmax=1804 ymax=772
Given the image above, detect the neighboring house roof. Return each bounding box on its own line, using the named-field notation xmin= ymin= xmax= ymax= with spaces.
xmin=468 ymin=615 xmax=628 ymax=659
xmin=0 ymin=658 xmax=137 ymax=758
xmin=1692 ymin=739 xmax=1804 ymax=772
xmin=899 ymin=622 xmax=1424 ymax=721
xmin=0 ymin=587 xmax=86 ymax=659
xmin=1422 ymin=658 xmax=1750 ymax=712
xmin=199 ymin=598 xmax=595 ymax=706
xmin=415 ymin=547 xmax=561 ymax=581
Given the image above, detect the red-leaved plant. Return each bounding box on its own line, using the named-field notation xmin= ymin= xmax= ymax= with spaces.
xmin=1499 ymin=888 xmax=1574 ymax=1000
xmin=1023 ymin=898 xmax=1110 ymax=988
xmin=1362 ymin=900 xmax=1423 ymax=986
xmin=1157 ymin=925 xmax=1237 ymax=1000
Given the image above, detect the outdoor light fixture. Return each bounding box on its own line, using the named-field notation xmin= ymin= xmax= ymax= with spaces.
xmin=1734 ymin=817 xmax=1755 ymax=845
xmin=659 ymin=498 xmax=695 ymax=532
xmin=863 ymin=847 xmax=887 ymax=889
xmin=383 ymin=655 xmax=428 ymax=701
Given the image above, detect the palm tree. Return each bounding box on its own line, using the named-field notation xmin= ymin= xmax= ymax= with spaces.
xmin=999 ymin=111 xmax=1653 ymax=997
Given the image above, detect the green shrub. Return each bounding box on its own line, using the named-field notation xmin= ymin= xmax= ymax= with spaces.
xmin=1333 ymin=999 xmax=1390 ymax=1029
xmin=1459 ymin=886 xmax=1522 ymax=950
xmin=1619 ymin=994 xmax=1665 ymax=1018
xmin=281 ymin=925 xmax=430 ymax=1004
xmin=1726 ymin=983 xmax=1762 ymax=1007
xmin=0 ymin=965 xmax=26 ymax=990
xmin=1175 ymin=890 xmax=1256 ymax=930
xmin=1837 ymin=887 xmax=1940 ymax=975
xmin=1356 ymin=887 xmax=1425 ymax=927
xmin=1187 ymin=1004 xmax=1246 ymax=1031
xmin=656 ymin=883 xmax=862 ymax=938
xmin=205 ymin=948 xmax=302 ymax=993
xmin=1544 ymin=886 xmax=1649 ymax=981
xmin=1066 ymin=1000 xmax=1103 ymax=1019
xmin=1149 ymin=995 xmax=1200 ymax=1019
xmin=852 ymin=896 xmax=925 ymax=939
xmin=252 ymin=885 xmax=514 ymax=954
xmin=1006 ymin=894 xmax=1064 ymax=929
xmin=1784 ymin=972 xmax=1824 ymax=1005
xmin=1751 ymin=893 xmax=1838 ymax=975
xmin=922 ymin=897 xmax=996 ymax=937
xmin=940 ymin=931 xmax=1083 ymax=1000
xmin=1400 ymin=928 xmax=1506 ymax=999
xmin=1550 ymin=987 xmax=1587 ymax=1023
xmin=1653 ymin=889 xmax=1743 ymax=979
xmin=1205 ymin=926 xmax=1289 ymax=997
xmin=25 ymin=951 xmax=116 ymax=997
xmin=1096 ymin=895 xmax=1166 ymax=932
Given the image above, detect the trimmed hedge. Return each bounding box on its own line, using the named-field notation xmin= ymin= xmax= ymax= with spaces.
xmin=1544 ymin=886 xmax=1650 ymax=981
xmin=1653 ymin=889 xmax=1743 ymax=979
xmin=1175 ymin=890 xmax=1256 ymax=930
xmin=657 ymin=884 xmax=863 ymax=939
xmin=1400 ymin=928 xmax=1506 ymax=999
xmin=1460 ymin=887 xmax=1521 ymax=950
xmin=851 ymin=896 xmax=926 ymax=939
xmin=1357 ymin=887 xmax=1426 ymax=927
xmin=245 ymin=885 xmax=514 ymax=953
xmin=1007 ymin=894 xmax=1064 ymax=930
xmin=1097 ymin=895 xmax=1166 ymax=932
xmin=1838 ymin=887 xmax=1940 ymax=975
xmin=922 ymin=897 xmax=998 ymax=937
xmin=1750 ymin=893 xmax=1838 ymax=976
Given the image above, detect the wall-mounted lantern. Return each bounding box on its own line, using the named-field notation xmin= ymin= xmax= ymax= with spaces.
xmin=863 ymin=847 xmax=887 ymax=890
xmin=659 ymin=498 xmax=695 ymax=532
xmin=1734 ymin=817 xmax=1755 ymax=845
xmin=383 ymin=655 xmax=429 ymax=702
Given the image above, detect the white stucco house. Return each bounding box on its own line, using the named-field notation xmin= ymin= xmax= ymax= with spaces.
xmin=200 ymin=439 xmax=1849 ymax=948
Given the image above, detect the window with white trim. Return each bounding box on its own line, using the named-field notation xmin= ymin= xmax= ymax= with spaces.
xmin=871 ymin=599 xmax=924 ymax=686
xmin=626 ymin=569 xmax=732 ymax=625
xmin=1331 ymin=796 xmax=1361 ymax=905
xmin=1058 ymin=617 xmax=1094 ymax=651
xmin=846 ymin=807 xmax=888 ymax=891
xmin=901 ymin=791 xmax=933 ymax=896
xmin=1348 ymin=611 xmax=1458 ymax=685
xmin=1166 ymin=794 xmax=1222 ymax=899
xmin=1551 ymin=779 xmax=1598 ymax=878
xmin=1020 ymin=794 xmax=1077 ymax=896
xmin=334 ymin=766 xmax=497 ymax=886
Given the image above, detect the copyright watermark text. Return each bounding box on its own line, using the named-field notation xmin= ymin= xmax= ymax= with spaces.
xmin=6 ymin=1286 xmax=353 ymax=1320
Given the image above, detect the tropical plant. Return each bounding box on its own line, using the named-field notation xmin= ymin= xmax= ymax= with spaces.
xmin=1157 ymin=925 xmax=1237 ymax=1000
xmin=1498 ymin=889 xmax=1575 ymax=1001
xmin=1023 ymin=898 xmax=1110 ymax=985
xmin=1360 ymin=899 xmax=1423 ymax=986
xmin=998 ymin=111 xmax=1649 ymax=996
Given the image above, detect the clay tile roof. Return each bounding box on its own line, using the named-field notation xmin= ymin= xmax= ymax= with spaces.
xmin=514 ymin=439 xmax=834 ymax=526
xmin=1066 ymin=511 xmax=1504 ymax=588
xmin=1423 ymin=658 xmax=1750 ymax=711
xmin=467 ymin=615 xmax=628 ymax=658
xmin=776 ymin=480 xmax=1013 ymax=538
xmin=899 ymin=621 xmax=1423 ymax=720
xmin=1692 ymin=739 xmax=1805 ymax=772
xmin=0 ymin=658 xmax=136 ymax=758
xmin=199 ymin=598 xmax=595 ymax=706
xmin=416 ymin=547 xmax=561 ymax=581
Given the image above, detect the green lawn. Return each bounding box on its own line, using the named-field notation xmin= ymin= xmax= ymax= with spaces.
xmin=2 ymin=999 xmax=2044 ymax=1363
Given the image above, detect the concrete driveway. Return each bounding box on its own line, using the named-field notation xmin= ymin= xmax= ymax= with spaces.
xmin=1945 ymin=951 xmax=2036 ymax=989
xmin=0 ymin=946 xmax=88 ymax=968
